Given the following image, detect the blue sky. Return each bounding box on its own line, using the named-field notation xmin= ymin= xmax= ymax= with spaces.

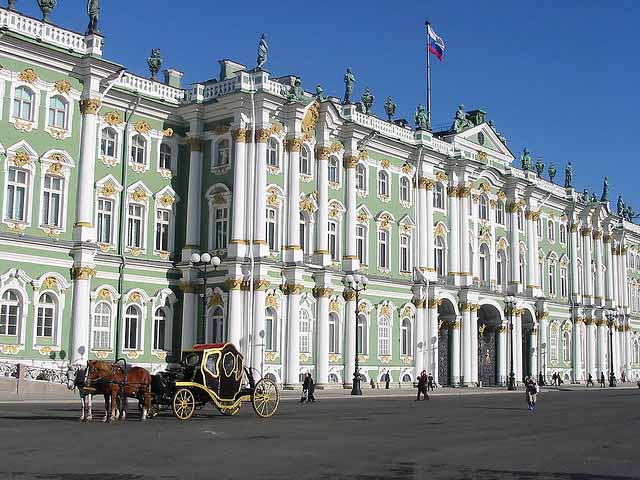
xmin=17 ymin=0 xmax=639 ymax=208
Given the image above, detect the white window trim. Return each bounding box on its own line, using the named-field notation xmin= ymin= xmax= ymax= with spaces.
xmin=2 ymin=147 xmax=36 ymax=229
xmin=32 ymin=290 xmax=64 ymax=349
xmin=128 ymin=131 xmax=152 ymax=173
xmin=356 ymin=221 xmax=369 ymax=267
xmin=206 ymin=184 xmax=231 ymax=253
xmin=547 ymin=219 xmax=556 ymax=243
xmin=9 ymin=81 xmax=41 ymax=131
xmin=400 ymin=317 xmax=413 ymax=357
xmin=44 ymin=89 xmax=75 ymax=140
xmin=328 ymin=156 xmax=341 ymax=187
xmin=299 ymin=144 xmax=314 ymax=181
xmin=38 ymin=151 xmax=74 ymax=235
xmin=211 ymin=135 xmax=232 ymax=174
xmin=377 ymin=227 xmax=391 ymax=273
xmin=0 ymin=269 xmax=33 ymax=352
xmin=152 ymin=288 xmax=176 ymax=355
xmin=377 ymin=315 xmax=392 ymax=357
xmin=356 ymin=161 xmax=368 ymax=197
xmin=94 ymin=174 xmax=123 ymax=251
xmin=0 ymin=78 xmax=4 ymax=122
xmin=153 ymin=186 xmax=178 ymax=257
xmin=157 ymin=136 xmax=179 ymax=176
xmin=433 ymin=182 xmax=447 ymax=211
xmin=377 ymin=169 xmax=391 ymax=202
xmin=399 ymin=175 xmax=412 ymax=207
xmin=121 ymin=294 xmax=148 ymax=353
xmin=399 ymin=232 xmax=413 ymax=273
xmin=98 ymin=123 xmax=124 ymax=167
xmin=266 ymin=136 xmax=282 ymax=173
xmin=124 ymin=182 xmax=151 ymax=255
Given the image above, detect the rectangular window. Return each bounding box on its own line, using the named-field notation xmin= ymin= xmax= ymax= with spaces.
xmin=329 ymin=320 xmax=337 ymax=354
xmin=124 ymin=316 xmax=138 ymax=350
xmin=36 ymin=305 xmax=54 ymax=337
xmin=537 ymin=218 xmax=542 ymax=237
xmin=155 ymin=209 xmax=170 ymax=251
xmin=153 ymin=316 xmax=166 ymax=350
xmin=266 ymin=208 xmax=277 ymax=251
xmin=356 ymin=225 xmax=366 ymax=265
xmin=560 ymin=268 xmax=568 ymax=297
xmin=378 ymin=230 xmax=389 ymax=269
xmin=97 ymin=198 xmax=114 ymax=244
xmin=549 ymin=264 xmax=556 ymax=296
xmin=0 ymin=304 xmax=19 ymax=336
xmin=6 ymin=167 xmax=28 ymax=222
xmin=400 ymin=235 xmax=411 ymax=273
xmin=41 ymin=175 xmax=63 ymax=227
xmin=127 ymin=204 xmax=144 ymax=249
xmin=517 ymin=210 xmax=524 ymax=231
xmin=328 ymin=221 xmax=338 ymax=261
xmin=265 ymin=316 xmax=275 ymax=351
xmin=214 ymin=208 xmax=228 ymax=250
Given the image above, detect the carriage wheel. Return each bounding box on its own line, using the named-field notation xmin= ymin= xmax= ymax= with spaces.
xmin=172 ymin=388 xmax=195 ymax=420
xmin=252 ymin=378 xmax=279 ymax=418
xmin=220 ymin=404 xmax=241 ymax=416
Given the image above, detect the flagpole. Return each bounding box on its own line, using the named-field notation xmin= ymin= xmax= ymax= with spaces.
xmin=425 ymin=20 xmax=431 ymax=129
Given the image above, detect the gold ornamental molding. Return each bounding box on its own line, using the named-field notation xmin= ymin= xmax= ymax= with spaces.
xmin=380 ymin=158 xmax=390 ymax=170
xmin=13 ymin=151 xmax=32 ymax=167
xmin=412 ymin=298 xmax=426 ymax=309
xmin=316 ymin=146 xmax=331 ymax=160
xmin=458 ymin=186 xmax=471 ymax=198
xmin=478 ymin=182 xmax=490 ymax=193
xmin=256 ymin=128 xmax=271 ymax=144
xmin=418 ymin=177 xmax=429 ymax=189
xmin=592 ymin=230 xmax=602 ymax=240
xmin=447 ymin=186 xmax=457 ymax=197
xmin=283 ymin=283 xmax=304 ymax=295
xmin=313 ymin=287 xmax=333 ymax=298
xmin=79 ymin=98 xmax=101 ymax=115
xmin=603 ymin=234 xmax=612 ymax=243
xmin=103 ymin=111 xmax=121 ymax=126
xmin=428 ymin=298 xmax=442 ymax=308
xmin=231 ymin=128 xmax=248 ymax=143
xmin=98 ymin=183 xmax=116 ymax=198
xmin=225 ymin=278 xmax=243 ymax=290
xmin=343 ymin=290 xmax=357 ymax=302
xmin=570 ymin=223 xmax=579 ymax=233
xmin=265 ymin=293 xmax=279 ymax=309
xmin=130 ymin=188 xmax=147 ymax=203
xmin=134 ymin=120 xmax=151 ymax=134
xmin=187 ymin=137 xmax=204 ymax=152
xmin=254 ymin=280 xmax=271 ymax=291
xmin=301 ymin=101 xmax=319 ymax=139
xmin=435 ymin=171 xmax=448 ymax=182
xmin=286 ymin=137 xmax=304 ymax=153
xmin=581 ymin=227 xmax=592 ymax=237
xmin=42 ymin=276 xmax=58 ymax=290
xmin=53 ymin=79 xmax=71 ymax=94
xmin=18 ymin=68 xmax=38 ymax=84
xmin=71 ymin=266 xmax=96 ymax=280
xmin=343 ymin=155 xmax=358 ymax=169
xmin=163 ymin=128 xmax=174 ymax=137
xmin=158 ymin=194 xmax=175 ymax=208
xmin=97 ymin=288 xmax=112 ymax=300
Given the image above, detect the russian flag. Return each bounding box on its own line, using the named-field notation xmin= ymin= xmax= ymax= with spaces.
xmin=428 ymin=24 xmax=445 ymax=61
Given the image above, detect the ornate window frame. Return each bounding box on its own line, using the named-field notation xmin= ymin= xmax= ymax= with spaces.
xmin=44 ymin=86 xmax=77 ymax=140
xmin=9 ymin=81 xmax=41 ymax=132
xmin=38 ymin=149 xmax=74 ymax=236
xmin=0 ymin=269 xmax=33 ymax=353
xmin=89 ymin=285 xmax=120 ymax=357
xmin=206 ymin=183 xmax=231 ymax=255
xmin=2 ymin=141 xmax=38 ymax=230
xmin=125 ymin=181 xmax=152 ymax=256
xmin=153 ymin=185 xmax=178 ymax=259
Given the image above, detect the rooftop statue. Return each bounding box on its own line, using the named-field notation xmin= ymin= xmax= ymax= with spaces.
xmin=384 ymin=96 xmax=397 ymax=122
xmin=591 ymin=193 xmax=598 ymax=203
xmin=414 ymin=104 xmax=429 ymax=130
xmin=452 ymin=104 xmax=472 ymax=133
xmin=147 ymin=48 xmax=162 ymax=81
xmin=361 ymin=87 xmax=374 ymax=115
xmin=343 ymin=68 xmax=355 ymax=104
xmin=287 ymin=77 xmax=305 ymax=103
xmin=617 ymin=195 xmax=625 ymax=216
xmin=600 ymin=176 xmax=609 ymax=202
xmin=8 ymin=0 xmax=16 ymax=12
xmin=548 ymin=163 xmax=557 ymax=183
xmin=625 ymin=205 xmax=636 ymax=222
xmin=520 ymin=148 xmax=532 ymax=171
xmin=535 ymin=157 xmax=545 ymax=177
xmin=86 ymin=0 xmax=100 ymax=35
xmin=256 ymin=34 xmax=269 ymax=69
xmin=315 ymin=85 xmax=326 ymax=102
xmin=37 ymin=0 xmax=57 ymax=22
xmin=564 ymin=162 xmax=573 ymax=188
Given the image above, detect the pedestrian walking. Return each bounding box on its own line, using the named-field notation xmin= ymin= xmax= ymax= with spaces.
xmin=384 ymin=370 xmax=391 ymax=389
xmin=538 ymin=371 xmax=544 ymax=386
xmin=600 ymin=372 xmax=606 ymax=388
xmin=525 ymin=376 xmax=538 ymax=411
xmin=301 ymin=372 xmax=316 ymax=403
xmin=586 ymin=373 xmax=594 ymax=387
xmin=621 ymin=371 xmax=626 ymax=383
xmin=427 ymin=373 xmax=434 ymax=392
xmin=416 ymin=370 xmax=429 ymax=401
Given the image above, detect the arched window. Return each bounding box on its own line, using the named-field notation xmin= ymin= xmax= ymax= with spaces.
xmin=153 ymin=308 xmax=167 ymax=350
xmin=496 ymin=250 xmax=506 ymax=286
xmin=328 ymin=220 xmax=339 ymax=261
xmin=356 ymin=224 xmax=367 ymax=265
xmin=356 ymin=164 xmax=367 ymax=191
xmin=328 ymin=312 xmax=339 ymax=354
xmin=124 ymin=305 xmax=141 ymax=350
xmin=560 ymin=266 xmax=568 ymax=297
xmin=377 ymin=171 xmax=389 ymax=197
xmin=519 ymin=254 xmax=526 ymax=285
xmin=0 ymin=290 xmax=20 ymax=336
xmin=496 ymin=200 xmax=506 ymax=225
xmin=299 ymin=310 xmax=311 ymax=353
xmin=130 ymin=135 xmax=147 ymax=164
xmin=36 ymin=292 xmax=56 ymax=338
xmin=13 ymin=86 xmax=34 ymax=121
xmin=215 ymin=139 xmax=230 ymax=167
xmin=401 ymin=318 xmax=412 ymax=356
xmin=160 ymin=143 xmax=172 ymax=170
xmin=562 ymin=330 xmax=571 ymax=362
xmin=209 ymin=306 xmax=224 ymax=344
xmin=378 ymin=229 xmax=389 ymax=270
xmin=400 ymin=177 xmax=411 ymax=203
xmin=400 ymin=234 xmax=411 ymax=273
xmin=550 ymin=324 xmax=559 ymax=361
xmin=266 ymin=207 xmax=278 ymax=251
xmin=434 ymin=183 xmax=445 ymax=209
xmin=265 ymin=307 xmax=277 ymax=351
xmin=402 ymin=373 xmax=412 ymax=383
xmin=479 ymin=244 xmax=489 ymax=282
xmin=267 ymin=138 xmax=279 ymax=167
xmin=548 ymin=261 xmax=557 ymax=296
xmin=213 ymin=206 xmax=228 ymax=250
xmin=537 ymin=218 xmax=542 ymax=237
xmin=378 ymin=317 xmax=390 ymax=356
xmin=92 ymin=302 xmax=111 ymax=350
xmin=547 ymin=220 xmax=555 ymax=242
xmin=559 ymin=224 xmax=567 ymax=244
xmin=300 ymin=146 xmax=311 ymax=175
xmin=100 ymin=127 xmax=117 ymax=158
xmin=435 ymin=236 xmax=445 ymax=276
xmin=517 ymin=209 xmax=524 ymax=230
xmin=479 ymin=195 xmax=489 ymax=220
xmin=6 ymin=167 xmax=29 ymax=222
xmin=356 ymin=314 xmax=367 ymax=355
xmin=48 ymin=95 xmax=68 ymax=129
xmin=328 ymin=156 xmax=339 ymax=183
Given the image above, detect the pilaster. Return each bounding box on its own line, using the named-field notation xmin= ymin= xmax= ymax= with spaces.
xmin=314 ymin=271 xmax=333 ymax=386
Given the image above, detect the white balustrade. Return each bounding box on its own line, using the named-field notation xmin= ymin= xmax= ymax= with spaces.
xmin=116 ymin=72 xmax=186 ymax=104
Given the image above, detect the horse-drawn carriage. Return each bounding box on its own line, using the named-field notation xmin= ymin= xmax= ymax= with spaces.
xmin=150 ymin=343 xmax=279 ymax=420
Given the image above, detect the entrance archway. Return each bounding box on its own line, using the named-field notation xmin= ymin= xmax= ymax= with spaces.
xmin=521 ymin=309 xmax=536 ymax=380
xmin=437 ymin=298 xmax=456 ymax=386
xmin=477 ymin=304 xmax=502 ymax=386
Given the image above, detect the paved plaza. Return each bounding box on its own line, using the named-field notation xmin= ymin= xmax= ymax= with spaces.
xmin=0 ymin=387 xmax=637 ymax=480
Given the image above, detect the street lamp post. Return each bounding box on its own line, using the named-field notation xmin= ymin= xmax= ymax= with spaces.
xmin=190 ymin=252 xmax=221 ymax=343
xmin=505 ymin=296 xmax=517 ymax=391
xmin=606 ymin=311 xmax=616 ymax=387
xmin=343 ymin=273 xmax=369 ymax=396
xmin=258 ymin=329 xmax=265 ymax=379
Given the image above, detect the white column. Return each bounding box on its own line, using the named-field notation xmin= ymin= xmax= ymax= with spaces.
xmin=417 ymin=179 xmax=428 ymax=269
xmin=621 ymin=246 xmax=630 ymax=310
xmin=526 ymin=212 xmax=538 ymax=290
xmin=593 ymin=231 xmax=604 ymax=304
xmin=447 ymin=186 xmax=459 ymax=277
xmin=597 ymin=320 xmax=607 ymax=375
xmin=624 ymin=324 xmax=631 ymax=377
xmin=582 ymin=228 xmax=594 ymax=301
xmin=570 ymin=224 xmax=580 ymax=297
xmin=587 ymin=319 xmax=596 ymax=378
xmin=612 ymin=248 xmax=620 ymax=307
xmin=227 ymin=280 xmax=243 ymax=349
xmin=414 ymin=301 xmax=425 ymax=379
xmin=69 ymin=267 xmax=94 ymax=364
xmin=74 ymin=98 xmax=101 ymax=242
xmin=498 ymin=324 xmax=507 ymax=385
xmin=509 ymin=205 xmax=521 ymax=290
xmin=451 ymin=318 xmax=461 ymax=385
xmin=428 ymin=300 xmax=439 ymax=384
xmin=285 ymin=138 xmax=302 ymax=262
xmin=425 ymin=182 xmax=435 ymax=271
xmin=539 ymin=315 xmax=549 ymax=382
xmin=184 ymin=137 xmax=204 ymax=251
xmin=344 ymin=293 xmax=356 ymax=388
xmin=603 ymin=234 xmax=615 ymax=304
xmin=530 ymin=327 xmax=538 ymax=380
xmin=285 ymin=284 xmax=302 ymax=387
xmin=515 ymin=310 xmax=523 ymax=382
xmin=459 ymin=188 xmax=470 ymax=285
xmin=181 ymin=291 xmax=197 ymax=352
xmin=251 ymin=283 xmax=267 ymax=373
xmin=229 ymin=129 xmax=247 ymax=255
xmin=461 ymin=305 xmax=472 ymax=385
xmin=253 ymin=131 xmax=268 ymax=255
xmin=573 ymin=320 xmax=583 ymax=382
xmin=343 ymin=155 xmax=358 ymax=270
xmin=315 ymin=147 xmax=330 ymax=265
xmin=470 ymin=305 xmax=479 ymax=385
xmin=315 ymin=286 xmax=331 ymax=386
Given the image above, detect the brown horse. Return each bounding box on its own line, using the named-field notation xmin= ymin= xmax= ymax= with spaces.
xmin=85 ymin=360 xmax=152 ymax=422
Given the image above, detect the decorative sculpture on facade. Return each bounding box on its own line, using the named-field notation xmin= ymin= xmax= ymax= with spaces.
xmin=617 ymin=195 xmax=625 ymax=216
xmin=452 ymin=104 xmax=473 ymax=133
xmin=564 ymin=162 xmax=573 ymax=188
xmin=414 ymin=104 xmax=429 ymax=130
xmin=624 ymin=205 xmax=636 ymax=222
xmin=535 ymin=157 xmax=545 ymax=177
xmin=384 ymin=96 xmax=397 ymax=122
xmin=343 ymin=68 xmax=355 ymax=104
xmin=591 ymin=192 xmax=598 ymax=203
xmin=600 ymin=176 xmax=609 ymax=202
xmin=361 ymin=87 xmax=374 ymax=115
xmin=86 ymin=0 xmax=100 ymax=35
xmin=8 ymin=0 xmax=16 ymax=12
xmin=37 ymin=0 xmax=57 ymax=22
xmin=287 ymin=77 xmax=305 ymax=103
xmin=520 ymin=148 xmax=532 ymax=171
xmin=147 ymin=48 xmax=162 ymax=81
xmin=256 ymin=34 xmax=269 ymax=69
xmin=548 ymin=163 xmax=557 ymax=183
xmin=315 ymin=85 xmax=326 ymax=101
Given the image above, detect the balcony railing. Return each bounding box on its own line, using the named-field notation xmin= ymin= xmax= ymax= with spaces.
xmin=116 ymin=72 xmax=186 ymax=104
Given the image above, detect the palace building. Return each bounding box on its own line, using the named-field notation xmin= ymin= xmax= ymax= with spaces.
xmin=1 ymin=4 xmax=639 ymax=386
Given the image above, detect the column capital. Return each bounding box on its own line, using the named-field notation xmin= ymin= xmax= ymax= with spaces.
xmin=581 ymin=227 xmax=592 ymax=237
xmin=343 ymin=155 xmax=358 ymax=169
xmin=225 ymin=278 xmax=243 ymax=290
xmin=231 ymin=128 xmax=248 ymax=143
xmin=254 ymin=279 xmax=271 ymax=291
xmin=593 ymin=230 xmax=603 ymax=240
xmin=316 ymin=146 xmax=331 ymax=160
xmin=313 ymin=287 xmax=333 ymax=298
xmin=79 ymin=98 xmax=101 ymax=115
xmin=412 ymin=297 xmax=426 ymax=308
xmin=603 ymin=234 xmax=612 ymax=243
xmin=286 ymin=137 xmax=304 ymax=152
xmin=570 ymin=223 xmax=579 ymax=233
xmin=343 ymin=289 xmax=357 ymax=301
xmin=256 ymin=128 xmax=271 ymax=143
xmin=71 ymin=266 xmax=96 ymax=280
xmin=186 ymin=136 xmax=204 ymax=152
xmin=283 ymin=283 xmax=304 ymax=295
xmin=428 ymin=298 xmax=442 ymax=308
